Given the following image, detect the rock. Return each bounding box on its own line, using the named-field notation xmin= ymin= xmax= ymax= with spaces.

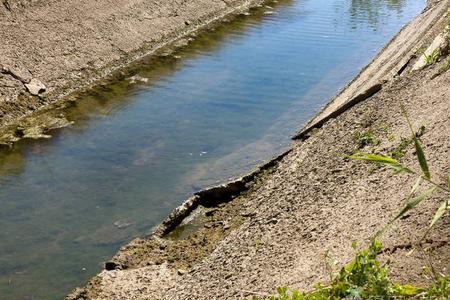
xmin=127 ymin=75 xmax=148 ymax=84
xmin=22 ymin=126 xmax=51 ymax=139
xmin=152 ymin=236 xmax=167 ymax=250
xmin=412 ymin=32 xmax=447 ymax=70
xmin=65 ymin=287 xmax=86 ymax=300
xmin=240 ymin=211 xmax=256 ymax=217
xmin=177 ymin=269 xmax=187 ymax=275
xmin=1 ymin=65 xmax=32 ymax=83
xmin=205 ymin=208 xmax=218 ymax=217
xmin=113 ymin=220 xmax=132 ymax=229
xmin=24 ymin=78 xmax=46 ymax=95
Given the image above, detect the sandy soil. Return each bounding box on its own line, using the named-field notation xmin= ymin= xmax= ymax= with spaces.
xmin=66 ymin=1 xmax=450 ymax=299
xmin=0 ymin=0 xmax=267 ymax=137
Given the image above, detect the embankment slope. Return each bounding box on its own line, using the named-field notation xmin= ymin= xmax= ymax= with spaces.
xmin=0 ymin=0 xmax=266 ymax=130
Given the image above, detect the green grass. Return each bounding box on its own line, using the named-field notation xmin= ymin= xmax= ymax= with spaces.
xmin=265 ymin=241 xmax=449 ymax=299
xmin=352 ymin=130 xmax=380 ymax=148
xmin=423 ymin=48 xmax=440 ymax=66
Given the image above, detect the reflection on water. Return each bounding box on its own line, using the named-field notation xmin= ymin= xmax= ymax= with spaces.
xmin=349 ymin=0 xmax=406 ymax=29
xmin=0 ymin=0 xmax=424 ymax=299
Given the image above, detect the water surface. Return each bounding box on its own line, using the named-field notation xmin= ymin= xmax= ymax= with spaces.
xmin=0 ymin=0 xmax=425 ymax=298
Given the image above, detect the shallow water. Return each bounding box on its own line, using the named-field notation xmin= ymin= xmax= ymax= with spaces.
xmin=0 ymin=0 xmax=425 ymax=298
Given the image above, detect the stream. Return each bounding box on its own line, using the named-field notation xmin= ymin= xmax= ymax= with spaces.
xmin=0 ymin=0 xmax=425 ymax=298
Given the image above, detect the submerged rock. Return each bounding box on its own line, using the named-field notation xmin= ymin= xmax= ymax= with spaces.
xmin=113 ymin=220 xmax=132 ymax=229
xmin=127 ymin=75 xmax=149 ymax=84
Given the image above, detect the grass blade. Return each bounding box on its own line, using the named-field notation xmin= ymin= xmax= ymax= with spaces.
xmin=400 ymin=104 xmax=430 ymax=179
xmin=404 ymin=177 xmax=422 ymax=204
xmin=392 ymin=187 xmax=435 ymax=222
xmin=349 ymin=153 xmax=413 ymax=174
xmin=430 ymin=199 xmax=449 ymax=228
xmin=410 ymin=177 xmax=421 ymax=196
xmin=349 ymin=153 xmax=397 ymax=164
xmin=413 ymin=138 xmax=430 ymax=179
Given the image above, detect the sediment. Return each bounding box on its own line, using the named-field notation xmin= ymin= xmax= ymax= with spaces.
xmin=63 ymin=0 xmax=450 ymax=299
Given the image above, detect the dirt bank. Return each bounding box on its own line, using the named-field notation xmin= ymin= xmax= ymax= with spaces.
xmin=65 ymin=1 xmax=450 ymax=299
xmin=0 ymin=0 xmax=270 ymax=144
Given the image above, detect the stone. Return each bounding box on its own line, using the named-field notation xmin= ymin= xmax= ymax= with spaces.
xmin=205 ymin=208 xmax=218 ymax=217
xmin=1 ymin=65 xmax=32 ymax=83
xmin=65 ymin=287 xmax=86 ymax=300
xmin=128 ymin=75 xmax=148 ymax=84
xmin=113 ymin=220 xmax=132 ymax=229
xmin=24 ymin=78 xmax=46 ymax=95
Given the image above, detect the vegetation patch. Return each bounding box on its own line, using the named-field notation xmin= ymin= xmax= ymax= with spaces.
xmin=263 ymin=106 xmax=450 ymax=299
xmin=265 ymin=241 xmax=449 ymax=300
xmin=352 ymin=129 xmax=380 ymax=149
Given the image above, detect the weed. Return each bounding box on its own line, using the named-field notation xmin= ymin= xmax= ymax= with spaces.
xmin=265 ymin=242 xmax=450 ymax=299
xmin=391 ymin=136 xmax=413 ymax=159
xmin=351 ymin=106 xmax=449 ymax=240
xmin=423 ymin=48 xmax=441 ymax=65
xmin=352 ymin=130 xmax=380 ymax=148
xmin=426 ymin=275 xmax=450 ymax=298
xmin=255 ymin=239 xmax=261 ymax=252
xmin=262 ymin=106 xmax=450 ymax=299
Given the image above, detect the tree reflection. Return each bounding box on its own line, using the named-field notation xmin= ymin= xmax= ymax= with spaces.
xmin=349 ymin=0 xmax=406 ymax=30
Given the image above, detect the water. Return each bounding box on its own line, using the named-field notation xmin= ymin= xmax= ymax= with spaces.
xmin=0 ymin=0 xmax=424 ymax=298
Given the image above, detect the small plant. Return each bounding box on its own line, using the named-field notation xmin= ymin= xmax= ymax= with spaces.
xmin=390 ymin=125 xmax=424 ymax=159
xmin=264 ymin=241 xmax=450 ymax=299
xmin=261 ymin=106 xmax=449 ymax=300
xmin=262 ymin=106 xmax=450 ymax=300
xmin=350 ymin=105 xmax=449 ymax=240
xmin=426 ymin=275 xmax=450 ymax=298
xmin=352 ymin=130 xmax=380 ymax=148
xmin=423 ymin=48 xmax=441 ymax=65
xmin=390 ymin=136 xmax=412 ymax=159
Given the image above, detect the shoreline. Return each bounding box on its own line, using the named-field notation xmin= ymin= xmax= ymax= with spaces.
xmin=293 ymin=0 xmax=448 ymax=140
xmin=0 ymin=0 xmax=274 ymax=145
xmin=66 ymin=0 xmax=450 ymax=299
